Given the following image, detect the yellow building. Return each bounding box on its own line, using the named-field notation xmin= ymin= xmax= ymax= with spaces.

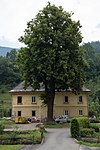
xmin=10 ymin=82 xmax=90 ymax=119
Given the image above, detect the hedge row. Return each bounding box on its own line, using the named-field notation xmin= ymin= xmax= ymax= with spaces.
xmin=70 ymin=117 xmax=99 ymax=139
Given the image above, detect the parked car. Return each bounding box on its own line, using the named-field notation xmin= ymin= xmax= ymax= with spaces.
xmin=15 ymin=117 xmax=26 ymax=124
xmin=31 ymin=117 xmax=41 ymax=123
xmin=55 ymin=115 xmax=70 ymax=123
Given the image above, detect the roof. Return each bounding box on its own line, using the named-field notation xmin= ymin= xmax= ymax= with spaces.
xmin=10 ymin=82 xmax=90 ymax=93
xmin=10 ymin=82 xmax=45 ymax=93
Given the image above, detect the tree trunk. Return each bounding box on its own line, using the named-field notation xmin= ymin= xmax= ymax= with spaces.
xmin=45 ymin=78 xmax=55 ymax=122
xmin=47 ymin=89 xmax=55 ymax=122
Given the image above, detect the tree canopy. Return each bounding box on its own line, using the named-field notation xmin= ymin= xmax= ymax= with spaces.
xmin=17 ymin=3 xmax=87 ymax=121
xmin=0 ymin=49 xmax=20 ymax=89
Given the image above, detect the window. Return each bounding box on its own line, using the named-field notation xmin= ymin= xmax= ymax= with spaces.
xmin=79 ymin=96 xmax=82 ymax=103
xmin=17 ymin=96 xmax=22 ymax=104
xmin=79 ymin=110 xmax=83 ymax=116
xmin=64 ymin=96 xmax=68 ymax=103
xmin=32 ymin=96 xmax=36 ymax=103
xmin=32 ymin=110 xmax=36 ymax=116
xmin=18 ymin=111 xmax=21 ymax=117
xmin=64 ymin=110 xmax=69 ymax=115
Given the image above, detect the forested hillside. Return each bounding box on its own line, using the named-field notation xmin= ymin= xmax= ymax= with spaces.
xmin=0 ymin=41 xmax=100 ymax=117
xmin=0 ymin=46 xmax=18 ymax=56
xmin=82 ymin=42 xmax=100 ymax=116
xmin=90 ymin=41 xmax=100 ymax=53
xmin=0 ymin=49 xmax=21 ymax=90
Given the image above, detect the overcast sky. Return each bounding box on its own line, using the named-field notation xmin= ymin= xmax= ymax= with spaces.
xmin=0 ymin=0 xmax=100 ymax=48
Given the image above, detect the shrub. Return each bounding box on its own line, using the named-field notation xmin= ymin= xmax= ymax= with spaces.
xmin=0 ymin=124 xmax=4 ymax=134
xmin=80 ymin=128 xmax=95 ymax=138
xmin=70 ymin=118 xmax=79 ymax=138
xmin=77 ymin=117 xmax=90 ymax=128
xmin=90 ymin=124 xmax=100 ymax=132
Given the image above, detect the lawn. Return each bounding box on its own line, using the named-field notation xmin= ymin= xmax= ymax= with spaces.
xmin=0 ymin=145 xmax=22 ymax=150
xmin=0 ymin=118 xmax=15 ymax=128
xmin=80 ymin=141 xmax=100 ymax=148
xmin=0 ymin=91 xmax=12 ymax=118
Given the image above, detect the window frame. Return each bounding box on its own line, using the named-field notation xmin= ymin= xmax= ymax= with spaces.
xmin=64 ymin=110 xmax=69 ymax=115
xmin=17 ymin=96 xmax=22 ymax=104
xmin=32 ymin=110 xmax=36 ymax=117
xmin=78 ymin=96 xmax=83 ymax=103
xmin=32 ymin=96 xmax=36 ymax=104
xmin=18 ymin=111 xmax=21 ymax=117
xmin=64 ymin=96 xmax=69 ymax=103
xmin=79 ymin=110 xmax=83 ymax=116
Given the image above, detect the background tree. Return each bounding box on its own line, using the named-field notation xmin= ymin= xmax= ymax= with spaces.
xmin=18 ymin=3 xmax=87 ymax=121
xmin=82 ymin=42 xmax=100 ymax=117
xmin=0 ymin=49 xmax=20 ymax=89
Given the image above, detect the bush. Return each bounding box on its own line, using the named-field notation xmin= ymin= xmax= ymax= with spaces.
xmin=0 ymin=124 xmax=4 ymax=134
xmin=80 ymin=128 xmax=95 ymax=138
xmin=77 ymin=117 xmax=90 ymax=128
xmin=90 ymin=124 xmax=100 ymax=132
xmin=70 ymin=118 xmax=79 ymax=138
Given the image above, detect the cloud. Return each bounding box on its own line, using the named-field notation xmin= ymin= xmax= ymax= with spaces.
xmin=0 ymin=0 xmax=100 ymax=47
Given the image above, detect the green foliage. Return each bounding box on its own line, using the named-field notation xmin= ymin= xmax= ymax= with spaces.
xmin=91 ymin=41 xmax=100 ymax=53
xmin=70 ymin=118 xmax=79 ymax=138
xmin=70 ymin=117 xmax=90 ymax=138
xmin=82 ymin=42 xmax=100 ymax=117
xmin=0 ymin=92 xmax=12 ymax=118
xmin=0 ymin=49 xmax=21 ymax=89
xmin=77 ymin=117 xmax=90 ymax=128
xmin=0 ymin=119 xmax=15 ymax=128
xmin=0 ymin=124 xmax=4 ymax=134
xmin=18 ymin=2 xmax=87 ymax=121
xmin=90 ymin=124 xmax=100 ymax=132
xmin=79 ymin=128 xmax=95 ymax=138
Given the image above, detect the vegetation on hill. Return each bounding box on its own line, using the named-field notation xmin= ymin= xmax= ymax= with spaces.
xmin=0 ymin=49 xmax=21 ymax=117
xmin=0 ymin=46 xmax=17 ymax=56
xmin=82 ymin=42 xmax=100 ymax=116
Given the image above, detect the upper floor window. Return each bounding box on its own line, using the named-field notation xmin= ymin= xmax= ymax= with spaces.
xmin=32 ymin=96 xmax=36 ymax=103
xmin=79 ymin=96 xmax=83 ymax=103
xmin=64 ymin=96 xmax=69 ymax=103
xmin=17 ymin=96 xmax=22 ymax=104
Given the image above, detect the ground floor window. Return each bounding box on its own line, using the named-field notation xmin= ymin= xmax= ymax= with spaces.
xmin=32 ymin=110 xmax=36 ymax=116
xmin=79 ymin=110 xmax=83 ymax=116
xmin=64 ymin=110 xmax=69 ymax=115
xmin=18 ymin=111 xmax=21 ymax=117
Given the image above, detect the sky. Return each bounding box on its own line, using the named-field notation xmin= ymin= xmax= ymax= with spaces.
xmin=0 ymin=0 xmax=100 ymax=48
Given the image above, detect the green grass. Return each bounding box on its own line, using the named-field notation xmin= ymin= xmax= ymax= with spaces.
xmin=80 ymin=141 xmax=100 ymax=148
xmin=0 ymin=118 xmax=15 ymax=128
xmin=0 ymin=145 xmax=22 ymax=150
xmin=0 ymin=91 xmax=12 ymax=117
xmin=90 ymin=123 xmax=100 ymax=128
xmin=43 ymin=122 xmax=70 ymax=128
xmin=0 ymin=91 xmax=12 ymax=107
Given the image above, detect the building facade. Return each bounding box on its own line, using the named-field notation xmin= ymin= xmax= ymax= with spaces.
xmin=10 ymin=82 xmax=90 ymax=119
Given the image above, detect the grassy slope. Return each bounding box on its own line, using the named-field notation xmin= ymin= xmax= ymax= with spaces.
xmin=0 ymin=91 xmax=12 ymax=109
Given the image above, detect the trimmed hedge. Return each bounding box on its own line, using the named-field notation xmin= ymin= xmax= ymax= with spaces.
xmin=70 ymin=117 xmax=90 ymax=138
xmin=80 ymin=128 xmax=95 ymax=138
xmin=77 ymin=117 xmax=90 ymax=128
xmin=70 ymin=118 xmax=79 ymax=138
